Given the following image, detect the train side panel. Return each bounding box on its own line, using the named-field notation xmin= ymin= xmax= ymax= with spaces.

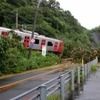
xmin=34 ymin=36 xmax=44 ymax=50
xmin=0 ymin=27 xmax=63 ymax=54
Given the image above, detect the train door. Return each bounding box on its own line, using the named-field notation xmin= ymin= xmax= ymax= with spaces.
xmin=54 ymin=42 xmax=58 ymax=51
xmin=1 ymin=31 xmax=8 ymax=36
xmin=41 ymin=39 xmax=46 ymax=49
xmin=24 ymin=36 xmax=30 ymax=47
xmin=58 ymin=41 xmax=63 ymax=53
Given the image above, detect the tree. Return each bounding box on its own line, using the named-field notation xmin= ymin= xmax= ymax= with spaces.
xmin=6 ymin=0 xmax=28 ymax=6
xmin=47 ymin=0 xmax=60 ymax=9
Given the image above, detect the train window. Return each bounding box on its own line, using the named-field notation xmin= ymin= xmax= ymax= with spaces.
xmin=35 ymin=39 xmax=39 ymax=44
xmin=25 ymin=36 xmax=30 ymax=39
xmin=47 ymin=41 xmax=53 ymax=46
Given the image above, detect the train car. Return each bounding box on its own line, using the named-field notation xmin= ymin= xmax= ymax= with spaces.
xmin=0 ymin=27 xmax=11 ymax=36
xmin=0 ymin=27 xmax=63 ymax=54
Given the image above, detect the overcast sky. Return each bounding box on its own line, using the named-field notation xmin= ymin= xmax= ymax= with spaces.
xmin=56 ymin=0 xmax=100 ymax=29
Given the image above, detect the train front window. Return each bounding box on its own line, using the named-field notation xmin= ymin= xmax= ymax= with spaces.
xmin=35 ymin=39 xmax=39 ymax=44
xmin=47 ymin=41 xmax=53 ymax=46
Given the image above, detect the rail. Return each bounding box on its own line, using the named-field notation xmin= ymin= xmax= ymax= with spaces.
xmin=10 ymin=57 xmax=98 ymax=100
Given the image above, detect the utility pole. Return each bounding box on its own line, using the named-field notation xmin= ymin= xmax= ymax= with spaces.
xmin=28 ymin=0 xmax=42 ymax=58
xmin=16 ymin=11 xmax=18 ymax=29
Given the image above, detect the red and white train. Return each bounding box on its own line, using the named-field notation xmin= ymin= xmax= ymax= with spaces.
xmin=0 ymin=27 xmax=63 ymax=54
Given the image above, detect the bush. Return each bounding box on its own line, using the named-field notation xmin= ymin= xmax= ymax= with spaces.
xmin=47 ymin=94 xmax=60 ymax=100
xmin=91 ymin=65 xmax=97 ymax=72
xmin=0 ymin=50 xmax=60 ymax=75
xmin=0 ymin=36 xmax=60 ymax=75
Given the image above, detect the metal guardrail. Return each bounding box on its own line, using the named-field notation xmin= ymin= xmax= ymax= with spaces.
xmin=10 ymin=57 xmax=98 ymax=100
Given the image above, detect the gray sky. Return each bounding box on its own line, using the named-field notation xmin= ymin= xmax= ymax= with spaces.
xmin=56 ymin=0 xmax=100 ymax=29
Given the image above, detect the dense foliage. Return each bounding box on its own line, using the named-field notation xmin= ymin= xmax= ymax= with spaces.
xmin=0 ymin=0 xmax=85 ymax=35
xmin=0 ymin=1 xmax=91 ymax=51
xmin=0 ymin=0 xmax=99 ymax=75
xmin=0 ymin=35 xmax=60 ymax=75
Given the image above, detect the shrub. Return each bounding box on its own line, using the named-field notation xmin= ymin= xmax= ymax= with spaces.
xmin=91 ymin=65 xmax=97 ymax=72
xmin=0 ymin=36 xmax=60 ymax=75
xmin=47 ymin=94 xmax=60 ymax=100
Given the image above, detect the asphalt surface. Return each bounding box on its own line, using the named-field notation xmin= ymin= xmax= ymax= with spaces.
xmin=0 ymin=70 xmax=46 ymax=86
xmin=0 ymin=71 xmax=63 ymax=100
xmin=0 ymin=63 xmax=66 ymax=86
xmin=0 ymin=63 xmax=68 ymax=100
xmin=76 ymin=68 xmax=100 ymax=100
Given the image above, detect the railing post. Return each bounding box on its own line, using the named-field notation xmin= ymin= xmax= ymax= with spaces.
xmin=40 ymin=84 xmax=46 ymax=100
xmin=81 ymin=66 xmax=84 ymax=91
xmin=60 ymin=75 xmax=65 ymax=100
xmin=88 ymin=62 xmax=90 ymax=77
xmin=87 ymin=63 xmax=89 ymax=79
xmin=84 ymin=64 xmax=87 ymax=84
xmin=77 ymin=67 xmax=80 ymax=96
xmin=87 ymin=63 xmax=90 ymax=78
xmin=96 ymin=56 xmax=98 ymax=64
xmin=88 ymin=62 xmax=91 ymax=77
xmin=70 ymin=70 xmax=74 ymax=100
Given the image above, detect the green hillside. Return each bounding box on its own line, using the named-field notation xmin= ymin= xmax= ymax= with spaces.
xmin=0 ymin=0 xmax=85 ymax=35
xmin=0 ymin=0 xmax=91 ymax=52
xmin=0 ymin=0 xmax=99 ymax=75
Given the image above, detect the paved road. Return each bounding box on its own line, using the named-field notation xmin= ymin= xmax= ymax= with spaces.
xmin=0 ymin=63 xmax=69 ymax=100
xmin=0 ymin=63 xmax=67 ymax=86
xmin=76 ymin=68 xmax=100 ymax=100
xmin=0 ymin=71 xmax=64 ymax=100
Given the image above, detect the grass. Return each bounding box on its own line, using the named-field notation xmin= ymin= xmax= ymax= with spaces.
xmin=66 ymin=81 xmax=71 ymax=91
xmin=47 ymin=94 xmax=61 ymax=100
xmin=91 ymin=65 xmax=97 ymax=72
